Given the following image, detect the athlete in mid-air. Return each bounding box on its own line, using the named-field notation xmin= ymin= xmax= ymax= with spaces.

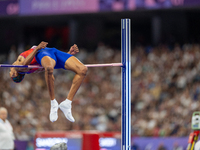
xmin=9 ymin=41 xmax=88 ymax=123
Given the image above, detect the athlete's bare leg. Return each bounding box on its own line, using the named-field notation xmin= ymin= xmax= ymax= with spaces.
xmin=59 ymin=56 xmax=87 ymax=122
xmin=64 ymin=56 xmax=88 ymax=100
xmin=41 ymin=56 xmax=56 ymax=100
xmin=41 ymin=56 xmax=58 ymax=122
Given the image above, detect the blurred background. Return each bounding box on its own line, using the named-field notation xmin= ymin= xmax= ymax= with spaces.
xmin=1 ymin=0 xmax=200 ymax=150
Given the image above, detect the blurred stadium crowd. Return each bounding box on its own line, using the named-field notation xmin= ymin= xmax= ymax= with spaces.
xmin=0 ymin=42 xmax=199 ymax=141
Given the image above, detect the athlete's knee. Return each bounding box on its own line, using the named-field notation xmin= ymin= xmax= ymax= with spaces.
xmin=79 ymin=65 xmax=87 ymax=76
xmin=45 ymin=66 xmax=54 ymax=74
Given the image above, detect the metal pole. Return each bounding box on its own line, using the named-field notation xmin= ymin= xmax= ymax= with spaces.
xmin=121 ymin=18 xmax=131 ymax=150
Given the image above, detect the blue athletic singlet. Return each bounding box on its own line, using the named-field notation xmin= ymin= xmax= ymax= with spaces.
xmin=36 ymin=47 xmax=73 ymax=69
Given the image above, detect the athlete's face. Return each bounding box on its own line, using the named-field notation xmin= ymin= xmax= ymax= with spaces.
xmin=9 ymin=68 xmax=18 ymax=78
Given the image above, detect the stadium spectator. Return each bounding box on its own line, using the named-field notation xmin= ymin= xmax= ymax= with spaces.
xmin=0 ymin=107 xmax=15 ymax=150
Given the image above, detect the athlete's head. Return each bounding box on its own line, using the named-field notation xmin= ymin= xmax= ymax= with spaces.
xmin=195 ymin=140 xmax=200 ymax=150
xmin=11 ymin=73 xmax=25 ymax=83
xmin=10 ymin=68 xmax=25 ymax=83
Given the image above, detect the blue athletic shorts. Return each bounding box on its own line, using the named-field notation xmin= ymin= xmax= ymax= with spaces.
xmin=35 ymin=47 xmax=73 ymax=69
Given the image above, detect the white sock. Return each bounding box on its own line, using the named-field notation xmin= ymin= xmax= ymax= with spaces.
xmin=59 ymin=99 xmax=75 ymax=122
xmin=49 ymin=99 xmax=59 ymax=122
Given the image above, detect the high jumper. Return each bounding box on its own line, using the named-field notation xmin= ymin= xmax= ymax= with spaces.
xmin=9 ymin=41 xmax=87 ymax=123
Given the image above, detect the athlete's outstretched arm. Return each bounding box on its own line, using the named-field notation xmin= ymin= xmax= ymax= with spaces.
xmin=10 ymin=41 xmax=48 ymax=77
xmin=22 ymin=41 xmax=48 ymax=65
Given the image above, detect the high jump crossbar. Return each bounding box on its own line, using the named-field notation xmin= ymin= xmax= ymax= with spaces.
xmin=0 ymin=19 xmax=131 ymax=150
xmin=0 ymin=63 xmax=123 ymax=68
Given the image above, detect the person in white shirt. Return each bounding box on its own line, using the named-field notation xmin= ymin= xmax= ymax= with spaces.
xmin=195 ymin=140 xmax=200 ymax=150
xmin=0 ymin=107 xmax=15 ymax=150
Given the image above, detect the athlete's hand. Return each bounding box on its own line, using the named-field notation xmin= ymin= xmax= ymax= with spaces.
xmin=36 ymin=41 xmax=48 ymax=50
xmin=9 ymin=68 xmax=18 ymax=78
xmin=68 ymin=44 xmax=79 ymax=55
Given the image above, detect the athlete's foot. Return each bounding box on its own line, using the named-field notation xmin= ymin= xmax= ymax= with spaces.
xmin=59 ymin=99 xmax=75 ymax=122
xmin=49 ymin=99 xmax=59 ymax=122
